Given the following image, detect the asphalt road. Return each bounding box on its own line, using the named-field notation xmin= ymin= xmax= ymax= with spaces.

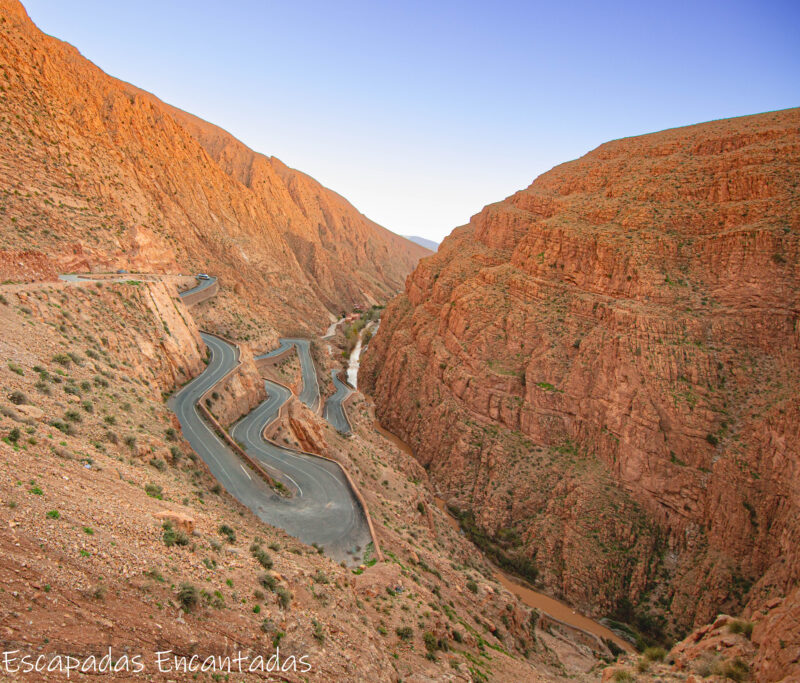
xmin=178 ymin=276 xmax=217 ymax=298
xmin=256 ymin=338 xmax=320 ymax=411
xmin=230 ymin=380 xmax=371 ymax=562
xmin=168 ymin=333 xmax=286 ymax=524
xmin=323 ymin=369 xmax=353 ymax=435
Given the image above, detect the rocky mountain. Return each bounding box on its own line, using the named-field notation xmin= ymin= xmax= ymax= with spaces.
xmin=361 ymin=108 xmax=800 ymax=678
xmin=0 ymin=0 xmax=429 ymax=337
xmin=404 ymin=235 xmax=439 ymax=251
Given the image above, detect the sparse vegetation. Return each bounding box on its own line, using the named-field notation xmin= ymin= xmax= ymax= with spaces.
xmin=177 ymin=582 xmax=199 ymax=611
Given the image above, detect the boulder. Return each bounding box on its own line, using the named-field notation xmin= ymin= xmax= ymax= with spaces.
xmin=154 ymin=511 xmax=194 ymax=534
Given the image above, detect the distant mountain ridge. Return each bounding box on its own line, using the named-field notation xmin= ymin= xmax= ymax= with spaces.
xmin=404 ymin=235 xmax=439 ymax=251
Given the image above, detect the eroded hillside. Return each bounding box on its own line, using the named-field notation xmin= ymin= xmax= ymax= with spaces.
xmin=361 ymin=108 xmax=800 ymax=680
xmin=0 ymin=0 xmax=428 ymax=344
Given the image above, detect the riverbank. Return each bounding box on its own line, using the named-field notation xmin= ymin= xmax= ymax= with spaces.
xmin=373 ymin=419 xmax=634 ymax=654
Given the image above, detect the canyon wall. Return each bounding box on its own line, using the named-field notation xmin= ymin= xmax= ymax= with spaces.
xmin=361 ymin=109 xmax=800 ymax=643
xmin=0 ymin=0 xmax=428 ymax=338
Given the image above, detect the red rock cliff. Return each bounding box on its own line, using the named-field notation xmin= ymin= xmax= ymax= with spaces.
xmin=0 ymin=0 xmax=429 ymax=333
xmin=361 ymin=109 xmax=800 ymax=646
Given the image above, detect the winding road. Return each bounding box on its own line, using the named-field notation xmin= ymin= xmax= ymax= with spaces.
xmin=165 ymin=284 xmax=371 ymax=563
xmin=230 ymin=379 xmax=370 ymax=560
xmin=323 ymin=370 xmax=353 ymax=435
xmin=178 ymin=275 xmax=217 ymax=298
xmin=168 ymin=333 xmax=285 ymax=526
xmin=255 ymin=338 xmax=320 ymax=412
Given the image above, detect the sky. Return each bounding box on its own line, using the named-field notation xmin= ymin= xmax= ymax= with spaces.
xmin=22 ymin=0 xmax=800 ymax=243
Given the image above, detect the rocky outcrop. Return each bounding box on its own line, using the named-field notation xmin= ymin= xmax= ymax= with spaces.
xmin=0 ymin=249 xmax=58 ymax=282
xmin=361 ymin=109 xmax=800 ymax=641
xmin=0 ymin=0 xmax=429 ymax=337
xmin=202 ymin=341 xmax=267 ymax=427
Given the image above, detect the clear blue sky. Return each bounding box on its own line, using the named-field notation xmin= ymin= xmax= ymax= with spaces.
xmin=23 ymin=0 xmax=800 ymax=242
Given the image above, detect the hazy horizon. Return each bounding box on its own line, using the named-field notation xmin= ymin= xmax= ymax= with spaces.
xmin=22 ymin=0 xmax=800 ymax=243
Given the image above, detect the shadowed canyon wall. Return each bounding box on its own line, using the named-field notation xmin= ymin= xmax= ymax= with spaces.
xmin=361 ymin=108 xmax=800 ymax=642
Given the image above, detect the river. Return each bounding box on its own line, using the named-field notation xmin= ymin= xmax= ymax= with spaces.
xmin=372 ymin=420 xmax=633 ymax=653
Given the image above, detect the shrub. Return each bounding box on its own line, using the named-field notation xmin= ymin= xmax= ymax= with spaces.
xmin=162 ymin=522 xmax=190 ymax=547
xmin=149 ymin=458 xmax=167 ymax=472
xmin=218 ymin=524 xmax=236 ymax=543
xmin=312 ymin=619 xmax=325 ymax=643
xmin=49 ymin=420 xmax=75 ymax=435
xmin=728 ymin=620 xmax=754 ymax=639
xmin=8 ymin=361 xmax=24 ymax=376
xmin=276 ymin=585 xmax=291 ymax=609
xmin=706 ymin=433 xmax=719 ymax=446
xmin=253 ymin=548 xmax=273 ymax=569
xmin=81 ymin=400 xmax=93 ymax=413
xmin=643 ymin=646 xmax=667 ymax=662
xmin=466 ymin=579 xmax=478 ymax=593
xmin=417 ymin=501 xmax=425 ymax=514
xmin=123 ymin=435 xmax=136 ymax=449
xmin=8 ymin=428 xmax=20 ymax=444
xmin=706 ymin=657 xmax=750 ymax=682
xmin=259 ymin=573 xmax=277 ymax=592
xmin=103 ymin=415 xmax=116 ymax=425
xmin=452 ymin=629 xmax=463 ymax=643
xmin=64 ymin=410 xmax=82 ymax=423
xmin=8 ymin=390 xmax=27 ymax=405
xmin=52 ymin=353 xmax=72 ymax=366
xmin=423 ymin=631 xmax=438 ymax=653
xmin=177 ymin=582 xmax=199 ymax=611
xmin=144 ymin=483 xmax=163 ymax=499
xmin=396 ymin=626 xmax=413 ymax=641
xmin=165 ymin=427 xmax=178 ymax=442
xmin=46 ymin=510 xmax=60 ymax=519
xmin=612 ymin=671 xmax=635 ymax=683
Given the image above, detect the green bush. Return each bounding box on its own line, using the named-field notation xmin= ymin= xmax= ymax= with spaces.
xmin=253 ymin=548 xmax=273 ymax=569
xmin=218 ymin=524 xmax=236 ymax=543
xmin=396 ymin=626 xmax=413 ymax=641
xmin=162 ymin=521 xmax=189 ymax=547
xmin=177 ymin=582 xmax=198 ymax=611
xmin=144 ymin=483 xmax=163 ymax=499
xmin=728 ymin=619 xmax=754 ymax=639
xmin=259 ymin=573 xmax=277 ymax=592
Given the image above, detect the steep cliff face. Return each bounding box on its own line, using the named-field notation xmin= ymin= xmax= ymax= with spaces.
xmin=162 ymin=106 xmax=429 ymax=310
xmin=0 ymin=0 xmax=428 ymax=337
xmin=361 ymin=109 xmax=800 ymax=646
